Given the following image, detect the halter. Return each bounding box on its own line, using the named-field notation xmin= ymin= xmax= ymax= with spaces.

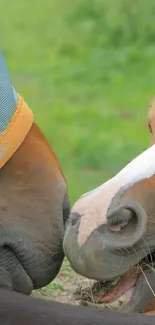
xmin=0 ymin=52 xmax=34 ymax=168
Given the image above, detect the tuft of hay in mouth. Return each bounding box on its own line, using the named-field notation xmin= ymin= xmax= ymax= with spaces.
xmin=73 ymin=262 xmax=155 ymax=311
xmin=73 ymin=277 xmax=121 ymax=309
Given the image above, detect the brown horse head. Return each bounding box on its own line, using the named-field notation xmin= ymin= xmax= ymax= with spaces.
xmin=64 ymin=102 xmax=155 ymax=314
xmin=0 ymin=53 xmax=70 ymax=294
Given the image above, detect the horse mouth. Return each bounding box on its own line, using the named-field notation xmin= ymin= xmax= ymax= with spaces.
xmin=74 ymin=251 xmax=155 ymax=313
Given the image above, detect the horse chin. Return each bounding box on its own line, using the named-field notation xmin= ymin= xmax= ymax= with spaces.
xmin=74 ymin=252 xmax=155 ymax=314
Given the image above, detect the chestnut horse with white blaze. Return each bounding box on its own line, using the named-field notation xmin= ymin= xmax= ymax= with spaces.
xmin=64 ymin=102 xmax=155 ymax=314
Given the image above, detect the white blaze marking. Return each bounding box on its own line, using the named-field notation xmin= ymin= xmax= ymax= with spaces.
xmin=73 ymin=144 xmax=155 ymax=246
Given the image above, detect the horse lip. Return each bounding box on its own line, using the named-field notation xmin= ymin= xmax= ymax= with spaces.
xmin=0 ymin=245 xmax=33 ymax=294
xmin=119 ymin=267 xmax=155 ymax=313
xmin=80 ymin=268 xmax=155 ymax=314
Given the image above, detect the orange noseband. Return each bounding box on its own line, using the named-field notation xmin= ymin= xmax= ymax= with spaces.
xmin=0 ymin=94 xmax=33 ymax=169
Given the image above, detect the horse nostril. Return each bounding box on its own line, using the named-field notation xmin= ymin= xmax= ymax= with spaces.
xmin=108 ymin=208 xmax=135 ymax=233
xmin=63 ymin=193 xmax=70 ymax=225
xmin=70 ymin=212 xmax=81 ymax=226
xmin=103 ymin=201 xmax=147 ymax=249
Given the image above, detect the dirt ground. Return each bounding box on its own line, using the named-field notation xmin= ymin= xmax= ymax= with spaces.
xmin=32 ymin=258 xmax=94 ymax=305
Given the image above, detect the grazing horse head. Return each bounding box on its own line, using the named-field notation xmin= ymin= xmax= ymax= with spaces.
xmin=64 ymin=102 xmax=155 ymax=314
xmin=0 ymin=53 xmax=70 ymax=294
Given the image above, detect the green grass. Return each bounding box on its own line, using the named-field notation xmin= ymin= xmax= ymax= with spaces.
xmin=1 ymin=0 xmax=155 ymax=295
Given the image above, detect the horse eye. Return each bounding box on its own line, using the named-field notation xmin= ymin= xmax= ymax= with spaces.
xmin=148 ymin=123 xmax=153 ymax=134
